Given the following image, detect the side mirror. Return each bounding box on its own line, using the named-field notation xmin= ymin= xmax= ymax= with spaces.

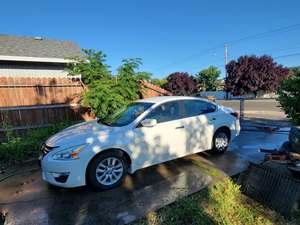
xmin=141 ymin=119 xmax=157 ymax=127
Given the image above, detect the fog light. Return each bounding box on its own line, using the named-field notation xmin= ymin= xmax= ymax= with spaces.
xmin=52 ymin=172 xmax=69 ymax=183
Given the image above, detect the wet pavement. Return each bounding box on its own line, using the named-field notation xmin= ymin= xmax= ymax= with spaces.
xmin=0 ymin=129 xmax=289 ymax=225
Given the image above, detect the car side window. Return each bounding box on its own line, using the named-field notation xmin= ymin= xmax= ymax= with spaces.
xmin=183 ymin=100 xmax=216 ymax=118
xmin=145 ymin=101 xmax=182 ymax=123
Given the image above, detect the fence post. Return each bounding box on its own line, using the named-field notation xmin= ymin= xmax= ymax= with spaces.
xmin=240 ymin=98 xmax=245 ymax=119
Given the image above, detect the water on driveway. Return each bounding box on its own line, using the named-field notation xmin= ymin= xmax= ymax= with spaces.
xmin=0 ymin=130 xmax=289 ymax=225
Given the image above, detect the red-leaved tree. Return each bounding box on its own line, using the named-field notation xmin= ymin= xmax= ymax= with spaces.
xmin=225 ymin=55 xmax=289 ymax=96
xmin=164 ymin=72 xmax=197 ymax=96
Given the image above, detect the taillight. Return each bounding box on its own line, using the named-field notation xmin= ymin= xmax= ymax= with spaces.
xmin=230 ymin=112 xmax=240 ymax=119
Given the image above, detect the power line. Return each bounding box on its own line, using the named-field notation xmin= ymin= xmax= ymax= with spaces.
xmin=189 ymin=45 xmax=300 ymax=72
xmin=190 ymin=52 xmax=300 ymax=74
xmin=153 ymin=43 xmax=224 ymax=72
xmin=273 ymin=52 xmax=300 ymax=59
xmin=258 ymin=45 xmax=300 ymax=53
xmin=227 ymin=23 xmax=300 ymax=46
xmin=153 ymin=23 xmax=300 ymax=73
xmin=222 ymin=44 xmax=300 ymax=61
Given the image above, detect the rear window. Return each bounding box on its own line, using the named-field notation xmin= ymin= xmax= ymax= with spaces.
xmin=183 ymin=100 xmax=216 ymax=118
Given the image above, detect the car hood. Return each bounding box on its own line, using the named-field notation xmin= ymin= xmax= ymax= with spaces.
xmin=46 ymin=120 xmax=118 ymax=148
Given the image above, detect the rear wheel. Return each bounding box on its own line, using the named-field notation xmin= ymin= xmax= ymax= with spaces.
xmin=212 ymin=129 xmax=230 ymax=154
xmin=87 ymin=151 xmax=127 ymax=190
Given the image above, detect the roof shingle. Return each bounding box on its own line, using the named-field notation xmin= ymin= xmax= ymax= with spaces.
xmin=0 ymin=34 xmax=81 ymax=59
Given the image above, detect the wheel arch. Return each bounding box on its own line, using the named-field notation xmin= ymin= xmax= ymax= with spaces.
xmin=85 ymin=148 xmax=132 ymax=181
xmin=214 ymin=126 xmax=231 ymax=141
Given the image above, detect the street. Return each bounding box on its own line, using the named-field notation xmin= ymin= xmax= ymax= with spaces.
xmin=0 ymin=127 xmax=289 ymax=225
xmin=217 ymin=99 xmax=286 ymax=119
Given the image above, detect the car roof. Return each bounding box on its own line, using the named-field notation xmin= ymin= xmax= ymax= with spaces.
xmin=136 ymin=96 xmax=214 ymax=105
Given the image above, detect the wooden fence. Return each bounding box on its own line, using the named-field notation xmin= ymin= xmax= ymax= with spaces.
xmin=0 ymin=77 xmax=171 ymax=139
xmin=0 ymin=77 xmax=88 ymax=139
xmin=0 ymin=77 xmax=84 ymax=106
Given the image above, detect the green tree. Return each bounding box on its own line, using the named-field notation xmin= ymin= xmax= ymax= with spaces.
xmin=278 ymin=69 xmax=300 ymax=125
xmin=196 ymin=66 xmax=220 ymax=91
xmin=115 ymin=58 xmax=143 ymax=103
xmin=136 ymin=71 xmax=152 ymax=81
xmin=68 ymin=50 xmax=144 ymax=119
xmin=151 ymin=78 xmax=168 ymax=87
xmin=67 ymin=49 xmax=110 ymax=85
xmin=82 ymin=79 xmax=127 ymax=119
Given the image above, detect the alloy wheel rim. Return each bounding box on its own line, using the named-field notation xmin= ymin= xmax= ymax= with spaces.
xmin=215 ymin=132 xmax=228 ymax=151
xmin=96 ymin=157 xmax=124 ymax=186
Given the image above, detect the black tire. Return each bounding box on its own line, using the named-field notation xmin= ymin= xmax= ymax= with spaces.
xmin=86 ymin=150 xmax=128 ymax=190
xmin=211 ymin=129 xmax=230 ymax=154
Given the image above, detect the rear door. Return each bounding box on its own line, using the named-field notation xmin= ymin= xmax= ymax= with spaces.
xmin=181 ymin=100 xmax=217 ymax=153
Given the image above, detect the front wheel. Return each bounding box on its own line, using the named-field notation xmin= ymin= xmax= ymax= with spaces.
xmin=211 ymin=129 xmax=230 ymax=154
xmin=87 ymin=151 xmax=127 ymax=190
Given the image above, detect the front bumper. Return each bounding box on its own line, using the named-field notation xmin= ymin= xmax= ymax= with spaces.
xmin=41 ymin=156 xmax=87 ymax=188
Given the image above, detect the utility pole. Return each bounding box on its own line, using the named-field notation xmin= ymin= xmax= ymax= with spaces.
xmin=224 ymin=44 xmax=228 ymax=67
xmin=224 ymin=44 xmax=229 ymax=99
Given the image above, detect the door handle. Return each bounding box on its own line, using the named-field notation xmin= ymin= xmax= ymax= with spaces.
xmin=175 ymin=126 xmax=184 ymax=129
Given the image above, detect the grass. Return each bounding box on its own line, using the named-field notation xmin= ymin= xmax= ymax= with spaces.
xmin=131 ymin=178 xmax=291 ymax=225
xmin=0 ymin=122 xmax=72 ymax=167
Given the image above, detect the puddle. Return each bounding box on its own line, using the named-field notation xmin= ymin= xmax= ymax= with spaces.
xmin=0 ymin=212 xmax=6 ymax=225
xmin=279 ymin=127 xmax=291 ymax=132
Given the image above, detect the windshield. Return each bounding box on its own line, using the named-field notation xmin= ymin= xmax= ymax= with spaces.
xmin=99 ymin=102 xmax=153 ymax=127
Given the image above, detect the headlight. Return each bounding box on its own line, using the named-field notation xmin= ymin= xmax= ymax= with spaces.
xmin=52 ymin=145 xmax=85 ymax=160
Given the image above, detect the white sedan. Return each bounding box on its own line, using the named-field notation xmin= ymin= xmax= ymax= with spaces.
xmin=41 ymin=96 xmax=240 ymax=189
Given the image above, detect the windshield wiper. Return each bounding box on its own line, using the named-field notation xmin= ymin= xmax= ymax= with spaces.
xmin=97 ymin=118 xmax=111 ymax=126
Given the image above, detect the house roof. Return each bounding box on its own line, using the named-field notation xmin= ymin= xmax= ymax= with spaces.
xmin=140 ymin=80 xmax=172 ymax=95
xmin=0 ymin=34 xmax=81 ymax=61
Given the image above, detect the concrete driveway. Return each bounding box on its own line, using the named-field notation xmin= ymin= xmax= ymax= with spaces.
xmin=0 ymin=129 xmax=289 ymax=225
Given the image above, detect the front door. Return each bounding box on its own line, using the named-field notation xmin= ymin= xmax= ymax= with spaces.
xmin=131 ymin=101 xmax=186 ymax=169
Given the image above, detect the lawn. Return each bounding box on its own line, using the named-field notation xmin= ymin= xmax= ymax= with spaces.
xmin=131 ymin=178 xmax=296 ymax=225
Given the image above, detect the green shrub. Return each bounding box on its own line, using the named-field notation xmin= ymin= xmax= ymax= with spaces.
xmin=68 ymin=50 xmax=148 ymax=119
xmin=67 ymin=49 xmax=110 ymax=85
xmin=0 ymin=122 xmax=70 ymax=166
xmin=277 ymin=75 xmax=300 ymax=126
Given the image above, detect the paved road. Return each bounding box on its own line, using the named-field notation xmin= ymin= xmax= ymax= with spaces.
xmin=217 ymin=99 xmax=286 ymax=119
xmin=0 ymin=129 xmax=289 ymax=225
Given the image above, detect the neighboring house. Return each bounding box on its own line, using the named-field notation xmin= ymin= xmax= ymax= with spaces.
xmin=140 ymin=80 xmax=172 ymax=98
xmin=0 ymin=34 xmax=171 ymax=140
xmin=0 ymin=34 xmax=81 ymax=77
